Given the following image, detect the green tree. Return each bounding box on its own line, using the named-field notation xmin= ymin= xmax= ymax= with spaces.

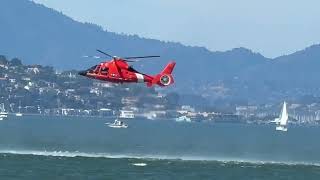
xmin=0 ymin=55 xmax=8 ymax=64
xmin=10 ymin=58 xmax=22 ymax=66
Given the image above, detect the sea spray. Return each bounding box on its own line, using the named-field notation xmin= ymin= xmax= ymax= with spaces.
xmin=0 ymin=149 xmax=319 ymax=167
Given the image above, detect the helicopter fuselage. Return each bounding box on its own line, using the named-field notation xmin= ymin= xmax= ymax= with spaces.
xmin=79 ymin=59 xmax=175 ymax=87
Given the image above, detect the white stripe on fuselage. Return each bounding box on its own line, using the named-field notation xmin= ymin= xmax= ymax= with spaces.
xmin=135 ymin=73 xmax=144 ymax=83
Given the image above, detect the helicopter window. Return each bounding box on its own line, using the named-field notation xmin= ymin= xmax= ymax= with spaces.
xmin=88 ymin=65 xmax=98 ymax=73
xmin=95 ymin=65 xmax=101 ymax=73
xmin=128 ymin=66 xmax=139 ymax=73
xmin=101 ymin=67 xmax=109 ymax=75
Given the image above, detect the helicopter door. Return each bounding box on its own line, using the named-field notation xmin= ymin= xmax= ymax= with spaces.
xmin=108 ymin=61 xmax=121 ymax=78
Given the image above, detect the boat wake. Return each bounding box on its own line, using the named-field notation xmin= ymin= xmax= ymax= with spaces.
xmin=0 ymin=150 xmax=319 ymax=167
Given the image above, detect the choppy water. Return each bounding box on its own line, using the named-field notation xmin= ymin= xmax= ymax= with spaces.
xmin=0 ymin=116 xmax=320 ymax=179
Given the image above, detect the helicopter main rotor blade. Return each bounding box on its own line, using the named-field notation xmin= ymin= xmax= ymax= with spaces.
xmin=123 ymin=56 xmax=160 ymax=60
xmin=82 ymin=55 xmax=103 ymax=59
xmin=96 ymin=49 xmax=113 ymax=58
xmin=123 ymin=60 xmax=136 ymax=62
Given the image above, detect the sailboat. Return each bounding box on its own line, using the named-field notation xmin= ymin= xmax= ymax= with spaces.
xmin=0 ymin=112 xmax=8 ymax=121
xmin=0 ymin=103 xmax=8 ymax=121
xmin=275 ymin=101 xmax=288 ymax=132
xmin=16 ymin=101 xmax=23 ymax=117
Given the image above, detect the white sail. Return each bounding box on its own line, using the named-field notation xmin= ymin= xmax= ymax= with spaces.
xmin=279 ymin=102 xmax=288 ymax=126
xmin=276 ymin=101 xmax=288 ymax=131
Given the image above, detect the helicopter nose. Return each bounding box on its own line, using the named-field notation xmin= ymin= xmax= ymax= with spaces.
xmin=78 ymin=70 xmax=87 ymax=76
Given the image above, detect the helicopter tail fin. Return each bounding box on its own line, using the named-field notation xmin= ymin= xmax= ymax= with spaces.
xmin=149 ymin=61 xmax=176 ymax=87
xmin=160 ymin=61 xmax=176 ymax=75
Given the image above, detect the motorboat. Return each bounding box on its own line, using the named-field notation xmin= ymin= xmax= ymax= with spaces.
xmin=175 ymin=115 xmax=191 ymax=122
xmin=0 ymin=104 xmax=8 ymax=120
xmin=106 ymin=119 xmax=128 ymax=128
xmin=0 ymin=112 xmax=8 ymax=121
xmin=16 ymin=101 xmax=23 ymax=117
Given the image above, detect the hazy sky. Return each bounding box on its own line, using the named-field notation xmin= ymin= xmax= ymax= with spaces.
xmin=32 ymin=0 xmax=320 ymax=58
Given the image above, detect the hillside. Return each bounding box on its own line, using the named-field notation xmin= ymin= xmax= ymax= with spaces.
xmin=0 ymin=0 xmax=267 ymax=83
xmin=0 ymin=55 xmax=180 ymax=115
xmin=1 ymin=0 xmax=320 ymax=103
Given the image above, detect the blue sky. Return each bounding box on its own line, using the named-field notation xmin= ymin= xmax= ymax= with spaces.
xmin=32 ymin=0 xmax=320 ymax=58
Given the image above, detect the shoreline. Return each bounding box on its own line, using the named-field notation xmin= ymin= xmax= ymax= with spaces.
xmin=2 ymin=113 xmax=320 ymax=126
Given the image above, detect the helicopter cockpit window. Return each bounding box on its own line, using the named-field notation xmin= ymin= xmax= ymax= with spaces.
xmin=128 ymin=66 xmax=139 ymax=73
xmin=88 ymin=65 xmax=98 ymax=73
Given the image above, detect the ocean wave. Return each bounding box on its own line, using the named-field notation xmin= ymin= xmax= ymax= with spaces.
xmin=0 ymin=150 xmax=319 ymax=167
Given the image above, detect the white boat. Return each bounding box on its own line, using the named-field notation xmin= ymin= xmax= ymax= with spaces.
xmin=0 ymin=104 xmax=8 ymax=120
xmin=16 ymin=101 xmax=23 ymax=117
xmin=0 ymin=112 xmax=8 ymax=121
xmin=175 ymin=115 xmax=191 ymax=122
xmin=275 ymin=101 xmax=288 ymax=132
xmin=106 ymin=119 xmax=128 ymax=128
xmin=15 ymin=113 xmax=23 ymax=117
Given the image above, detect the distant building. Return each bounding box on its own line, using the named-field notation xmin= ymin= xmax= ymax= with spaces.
xmin=93 ymin=82 xmax=113 ymax=88
xmin=99 ymin=108 xmax=114 ymax=116
xmin=119 ymin=110 xmax=135 ymax=119
xmin=22 ymin=77 xmax=31 ymax=81
xmin=181 ymin=105 xmax=195 ymax=112
xmin=121 ymin=97 xmax=138 ymax=105
xmin=236 ymin=105 xmax=258 ymax=117
xmin=27 ymin=67 xmax=40 ymax=74
xmin=90 ymin=88 xmax=102 ymax=96
xmin=9 ymin=79 xmax=16 ymax=83
xmin=0 ymin=64 xmax=8 ymax=69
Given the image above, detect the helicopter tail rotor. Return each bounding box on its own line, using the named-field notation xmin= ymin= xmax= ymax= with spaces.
xmin=148 ymin=61 xmax=176 ymax=87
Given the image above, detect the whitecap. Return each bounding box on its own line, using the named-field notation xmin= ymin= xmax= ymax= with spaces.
xmin=0 ymin=150 xmax=319 ymax=167
xmin=132 ymin=163 xmax=147 ymax=167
